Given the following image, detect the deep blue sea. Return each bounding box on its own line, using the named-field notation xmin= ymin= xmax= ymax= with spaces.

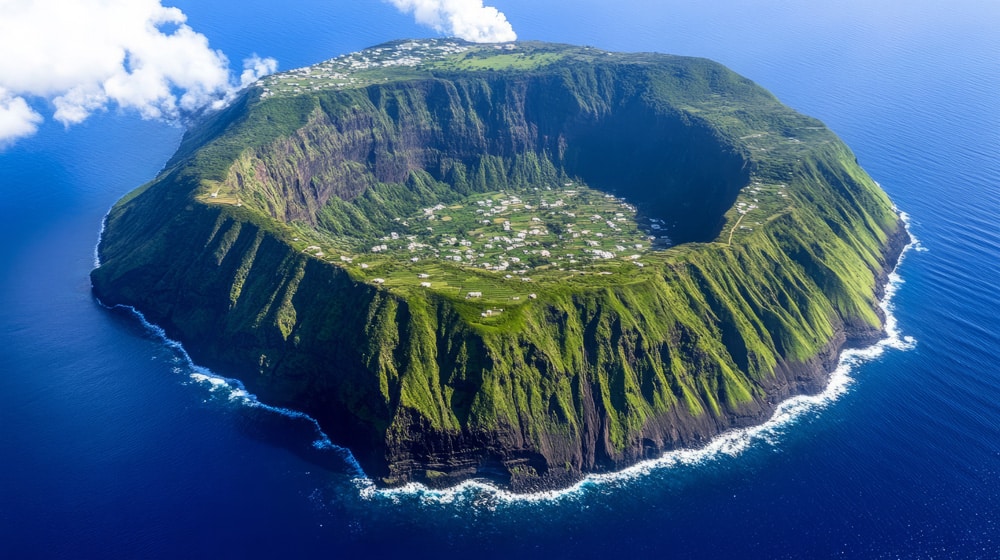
xmin=2 ymin=1 xmax=999 ymax=558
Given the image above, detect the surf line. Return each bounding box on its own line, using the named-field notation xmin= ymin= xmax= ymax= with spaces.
xmin=91 ymin=209 xmax=366 ymax=473
xmin=357 ymin=211 xmax=920 ymax=506
xmin=91 ymin=204 xmax=918 ymax=505
xmin=92 ymin=297 xmax=365 ymax=476
xmin=93 ymin=213 xmax=108 ymax=269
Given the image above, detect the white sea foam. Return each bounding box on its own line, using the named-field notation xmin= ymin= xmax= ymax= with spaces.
xmin=356 ymin=211 xmax=919 ymax=506
xmin=92 ymin=213 xmax=107 ymax=269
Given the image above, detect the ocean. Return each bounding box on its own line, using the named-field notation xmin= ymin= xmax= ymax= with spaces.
xmin=1 ymin=1 xmax=998 ymax=557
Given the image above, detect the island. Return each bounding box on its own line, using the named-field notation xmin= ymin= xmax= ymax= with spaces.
xmin=92 ymin=40 xmax=909 ymax=492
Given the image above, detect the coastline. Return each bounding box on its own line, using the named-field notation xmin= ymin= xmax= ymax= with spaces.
xmin=93 ymin=210 xmax=914 ymax=500
xmin=357 ymin=212 xmax=916 ymax=503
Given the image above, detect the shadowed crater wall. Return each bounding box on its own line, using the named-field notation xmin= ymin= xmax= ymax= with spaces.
xmin=220 ymin=67 xmax=750 ymax=245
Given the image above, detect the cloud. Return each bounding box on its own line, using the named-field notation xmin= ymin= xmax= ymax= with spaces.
xmin=0 ymin=87 xmax=43 ymax=147
xmin=388 ymin=0 xmax=517 ymax=43
xmin=0 ymin=0 xmax=276 ymax=146
xmin=240 ymin=55 xmax=280 ymax=90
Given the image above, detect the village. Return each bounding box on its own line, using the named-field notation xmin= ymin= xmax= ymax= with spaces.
xmin=297 ymin=182 xmax=679 ymax=317
xmin=258 ymin=40 xmax=481 ymax=98
xmin=377 ymin=184 xmax=670 ymax=270
xmin=214 ymin=169 xmax=789 ymax=318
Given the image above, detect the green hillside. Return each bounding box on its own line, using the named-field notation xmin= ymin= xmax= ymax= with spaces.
xmin=92 ymin=39 xmax=908 ymax=491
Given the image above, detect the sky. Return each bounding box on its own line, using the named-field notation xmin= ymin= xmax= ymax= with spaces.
xmin=0 ymin=0 xmax=515 ymax=147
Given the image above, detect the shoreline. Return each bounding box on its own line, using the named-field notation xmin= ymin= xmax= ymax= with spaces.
xmin=354 ymin=213 xmax=916 ymax=503
xmin=94 ymin=211 xmax=916 ymax=504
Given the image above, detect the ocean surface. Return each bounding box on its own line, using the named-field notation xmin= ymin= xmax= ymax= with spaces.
xmin=1 ymin=1 xmax=998 ymax=557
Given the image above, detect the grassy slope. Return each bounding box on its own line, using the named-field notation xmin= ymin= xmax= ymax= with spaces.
xmin=93 ymin=41 xmax=905 ymax=487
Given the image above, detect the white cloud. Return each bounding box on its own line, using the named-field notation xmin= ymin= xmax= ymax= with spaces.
xmin=240 ymin=55 xmax=280 ymax=89
xmin=0 ymin=0 xmax=277 ymax=146
xmin=388 ymin=0 xmax=517 ymax=43
xmin=0 ymin=87 xmax=43 ymax=146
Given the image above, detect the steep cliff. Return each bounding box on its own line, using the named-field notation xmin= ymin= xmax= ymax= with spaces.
xmin=92 ymin=40 xmax=907 ymax=491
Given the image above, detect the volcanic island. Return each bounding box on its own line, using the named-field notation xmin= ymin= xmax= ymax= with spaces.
xmin=92 ymin=40 xmax=909 ymax=492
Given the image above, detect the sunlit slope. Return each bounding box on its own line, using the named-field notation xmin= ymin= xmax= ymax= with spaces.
xmin=93 ymin=40 xmax=908 ymax=491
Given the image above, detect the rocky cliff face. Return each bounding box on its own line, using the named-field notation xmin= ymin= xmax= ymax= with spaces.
xmin=92 ymin=41 xmax=908 ymax=491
